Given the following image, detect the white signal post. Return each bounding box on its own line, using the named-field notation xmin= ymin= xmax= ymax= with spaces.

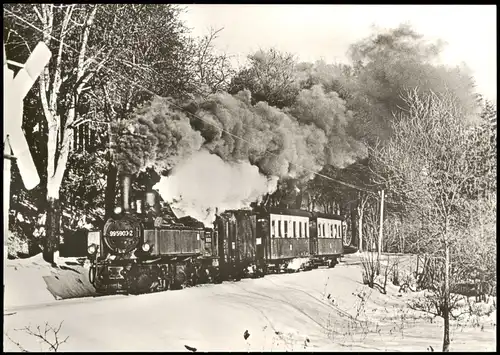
xmin=4 ymin=42 xmax=52 ymax=295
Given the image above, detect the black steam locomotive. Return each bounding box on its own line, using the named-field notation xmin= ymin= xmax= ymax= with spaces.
xmin=87 ymin=175 xmax=345 ymax=294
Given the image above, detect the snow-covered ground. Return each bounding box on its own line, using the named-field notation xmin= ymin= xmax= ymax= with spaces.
xmin=3 ymin=253 xmax=496 ymax=352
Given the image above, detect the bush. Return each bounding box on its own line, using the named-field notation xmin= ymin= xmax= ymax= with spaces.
xmin=361 ymin=252 xmax=378 ymax=288
xmin=7 ymin=230 xmax=29 ymax=259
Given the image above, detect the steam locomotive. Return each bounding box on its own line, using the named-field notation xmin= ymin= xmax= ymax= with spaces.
xmin=87 ymin=175 xmax=345 ymax=294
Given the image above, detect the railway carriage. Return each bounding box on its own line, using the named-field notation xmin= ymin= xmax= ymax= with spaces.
xmin=215 ymin=209 xmax=264 ymax=280
xmin=309 ymin=212 xmax=344 ymax=268
xmin=262 ymin=208 xmax=312 ymax=272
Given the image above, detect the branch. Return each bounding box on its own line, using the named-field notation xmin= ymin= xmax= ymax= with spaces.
xmin=32 ymin=4 xmax=44 ymax=24
xmin=4 ymin=29 xmax=33 ymax=54
xmin=16 ymin=321 xmax=69 ymax=352
xmin=5 ymin=332 xmax=29 ymax=352
xmin=49 ymin=4 xmax=74 ymax=112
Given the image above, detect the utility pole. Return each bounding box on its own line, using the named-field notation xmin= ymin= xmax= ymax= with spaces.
xmin=378 ymin=189 xmax=385 ymax=263
xmin=4 ymin=46 xmax=14 ymax=286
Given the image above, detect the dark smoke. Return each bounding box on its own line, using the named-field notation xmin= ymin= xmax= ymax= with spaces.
xmin=111 ymin=97 xmax=203 ymax=175
xmin=287 ymin=84 xmax=368 ymax=168
xmin=191 ymin=89 xmax=331 ymax=182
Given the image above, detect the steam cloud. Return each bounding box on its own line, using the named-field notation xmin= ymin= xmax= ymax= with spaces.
xmin=154 ymin=149 xmax=278 ymax=226
xmin=112 ymin=87 xmax=367 ymax=226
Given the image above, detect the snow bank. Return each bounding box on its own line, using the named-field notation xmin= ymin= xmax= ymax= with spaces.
xmin=4 ymin=253 xmax=96 ymax=309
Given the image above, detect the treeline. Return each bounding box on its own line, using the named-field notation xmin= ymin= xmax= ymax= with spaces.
xmin=4 ymin=5 xmax=495 ymax=271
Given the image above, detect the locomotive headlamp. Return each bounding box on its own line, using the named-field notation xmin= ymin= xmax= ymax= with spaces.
xmin=142 ymin=243 xmax=151 ymax=252
xmin=87 ymin=244 xmax=97 ymax=255
xmin=114 ymin=206 xmax=122 ymax=214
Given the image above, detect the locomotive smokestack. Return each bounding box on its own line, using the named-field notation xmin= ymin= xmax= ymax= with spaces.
xmin=121 ymin=174 xmax=132 ymax=212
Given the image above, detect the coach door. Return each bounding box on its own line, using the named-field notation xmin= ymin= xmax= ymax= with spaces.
xmin=309 ymin=219 xmax=318 ymax=256
xmin=256 ymin=217 xmax=267 ymax=262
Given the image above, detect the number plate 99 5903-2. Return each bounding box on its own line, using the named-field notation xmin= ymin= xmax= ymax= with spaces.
xmin=108 ymin=230 xmax=134 ymax=237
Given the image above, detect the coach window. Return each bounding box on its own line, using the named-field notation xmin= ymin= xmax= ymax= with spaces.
xmin=271 ymin=219 xmax=276 ymax=238
xmin=278 ymin=220 xmax=282 ymax=238
xmin=322 ymin=223 xmax=326 ymax=238
xmin=335 ymin=224 xmax=339 ymax=239
xmin=299 ymin=221 xmax=302 ymax=238
xmin=285 ymin=220 xmax=289 ymax=238
xmin=330 ymin=224 xmax=334 ymax=238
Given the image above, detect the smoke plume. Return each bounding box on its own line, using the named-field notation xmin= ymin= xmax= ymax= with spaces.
xmin=113 ymin=88 xmax=366 ymax=226
xmin=154 ymin=149 xmax=278 ymax=226
xmin=288 ymin=84 xmax=368 ymax=167
xmin=111 ymin=97 xmax=204 ymax=175
xmin=192 ymin=90 xmax=330 ymax=182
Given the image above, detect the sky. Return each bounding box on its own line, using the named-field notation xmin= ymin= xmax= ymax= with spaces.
xmin=180 ymin=4 xmax=497 ymax=102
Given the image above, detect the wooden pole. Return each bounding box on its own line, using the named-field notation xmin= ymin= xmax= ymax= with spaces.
xmin=4 ymin=43 xmax=13 ymax=297
xmin=378 ymin=189 xmax=385 ymax=260
xmin=4 ymin=139 xmax=13 ymax=297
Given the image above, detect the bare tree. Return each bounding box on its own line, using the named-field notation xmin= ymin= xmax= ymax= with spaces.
xmin=371 ymin=88 xmax=495 ymax=352
xmin=356 ymin=192 xmax=370 ymax=251
xmin=30 ymin=4 xmax=113 ymax=264
xmin=188 ymin=27 xmax=237 ymax=97
xmin=4 ymin=4 xmax=200 ymax=259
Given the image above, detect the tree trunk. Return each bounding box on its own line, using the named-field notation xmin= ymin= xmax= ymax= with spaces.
xmin=43 ymin=197 xmax=61 ymax=264
xmin=350 ymin=204 xmax=358 ymax=247
xmin=357 ymin=206 xmax=364 ymax=252
xmin=104 ymin=159 xmax=118 ymax=222
xmin=442 ymin=217 xmax=451 ymax=352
